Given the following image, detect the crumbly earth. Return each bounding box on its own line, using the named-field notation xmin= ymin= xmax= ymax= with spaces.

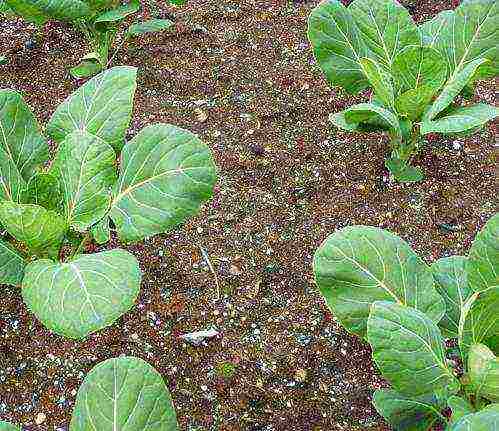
xmin=0 ymin=1 xmax=496 ymax=430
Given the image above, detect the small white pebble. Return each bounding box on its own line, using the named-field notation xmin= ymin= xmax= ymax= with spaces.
xmin=35 ymin=413 xmax=46 ymax=425
xmin=201 ymin=385 xmax=208 ymax=391
xmin=452 ymin=140 xmax=462 ymax=150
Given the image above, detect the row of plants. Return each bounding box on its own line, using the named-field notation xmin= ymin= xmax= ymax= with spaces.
xmin=0 ymin=0 xmax=497 ymax=429
xmin=0 ymin=0 xmax=187 ymax=77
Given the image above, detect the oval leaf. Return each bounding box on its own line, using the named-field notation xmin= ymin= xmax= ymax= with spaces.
xmin=313 ymin=226 xmax=445 ymax=338
xmin=70 ymin=356 xmax=179 ymax=431
xmin=421 ymin=104 xmax=499 ymax=135
xmin=51 ymin=131 xmax=117 ymax=232
xmin=350 ymin=0 xmax=420 ymax=68
xmin=307 ymin=0 xmax=369 ymax=94
xmin=20 ymin=172 xmax=63 ymax=212
xmin=343 ymin=103 xmax=401 ymax=135
xmin=95 ymin=1 xmax=139 ymax=24
xmin=460 ymin=288 xmax=499 ymax=356
xmin=5 ymin=0 xmax=91 ymax=24
xmin=359 ymin=57 xmax=394 ymax=108
xmin=0 ymin=202 xmax=66 ymax=259
xmin=22 ymin=249 xmax=141 ymax=339
xmin=392 ymin=46 xmax=448 ymax=95
xmin=110 ymin=124 xmax=216 ymax=243
xmin=467 ymin=214 xmax=499 ymax=292
xmin=91 ymin=216 xmax=111 ymax=245
xmin=373 ymin=389 xmax=443 ymax=430
xmin=425 ymin=57 xmax=489 ymax=121
xmin=448 ymin=396 xmax=475 ymax=425
xmin=367 ymin=301 xmax=459 ymax=397
xmin=448 ymin=404 xmax=499 ymax=431
xmin=419 ymin=10 xmax=454 ymax=48
xmin=0 ymin=238 xmax=25 ymax=286
xmin=432 ymin=256 xmax=473 ymax=338
xmin=46 ymin=66 xmax=137 ymax=151
xmin=431 ymin=0 xmax=498 ymax=80
xmin=468 ymin=344 xmax=499 ymax=402
xmin=127 ymin=19 xmax=173 ymax=37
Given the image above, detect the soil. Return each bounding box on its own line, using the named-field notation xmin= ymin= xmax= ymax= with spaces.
xmin=0 ymin=1 xmax=496 ymax=430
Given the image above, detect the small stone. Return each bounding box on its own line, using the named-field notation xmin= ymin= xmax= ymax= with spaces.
xmin=452 ymin=140 xmax=462 ymax=150
xmin=201 ymin=385 xmax=208 ymax=391
xmin=35 ymin=412 xmax=46 ymax=425
xmin=249 ymin=144 xmax=265 ymax=156
xmin=294 ymin=368 xmax=307 ymax=382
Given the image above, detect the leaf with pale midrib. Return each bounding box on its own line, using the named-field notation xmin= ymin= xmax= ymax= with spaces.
xmin=447 ymin=404 xmax=499 ymax=430
xmin=5 ymin=0 xmax=91 ymax=24
xmin=313 ymin=226 xmax=445 ymax=338
xmin=432 ymin=255 xmax=472 ymax=338
xmin=367 ymin=301 xmax=459 ymax=397
xmin=0 ymin=202 xmax=66 ymax=259
xmin=467 ymin=213 xmax=499 ymax=292
xmin=70 ymin=356 xmax=179 ymax=431
xmin=46 ymin=66 xmax=137 ymax=151
xmin=22 ymin=249 xmax=141 ymax=339
xmin=110 ymin=123 xmax=216 ymax=243
xmin=0 ymin=238 xmax=25 ymax=286
xmin=51 ymin=131 xmax=117 ymax=232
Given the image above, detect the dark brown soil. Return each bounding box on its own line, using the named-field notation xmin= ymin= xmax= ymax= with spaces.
xmin=0 ymin=1 xmax=496 ymax=430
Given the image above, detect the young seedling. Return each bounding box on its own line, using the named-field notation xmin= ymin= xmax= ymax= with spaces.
xmin=0 ymin=66 xmax=217 ymax=339
xmin=2 ymin=0 xmax=173 ymax=77
xmin=0 ymin=356 xmax=180 ymax=430
xmin=313 ymin=213 xmax=498 ymax=429
xmin=308 ymin=0 xmax=499 ymax=182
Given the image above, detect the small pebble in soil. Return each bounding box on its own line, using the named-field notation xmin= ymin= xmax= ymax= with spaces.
xmin=35 ymin=412 xmax=46 ymax=425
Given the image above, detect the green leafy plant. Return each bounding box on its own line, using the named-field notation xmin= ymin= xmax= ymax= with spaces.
xmin=313 ymin=213 xmax=498 ymax=429
xmin=3 ymin=0 xmax=173 ymax=77
xmin=308 ymin=0 xmax=499 ymax=182
xmin=0 ymin=66 xmax=217 ymax=339
xmin=0 ymin=356 xmax=180 ymax=430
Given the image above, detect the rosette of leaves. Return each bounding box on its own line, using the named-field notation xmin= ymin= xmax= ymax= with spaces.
xmin=308 ymin=0 xmax=499 ymax=182
xmin=0 ymin=66 xmax=217 ymax=339
xmin=0 ymin=356 xmax=180 ymax=430
xmin=313 ymin=213 xmax=499 ymax=430
xmin=3 ymin=0 xmax=173 ymax=77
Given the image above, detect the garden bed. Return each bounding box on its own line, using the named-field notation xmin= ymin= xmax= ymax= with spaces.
xmin=0 ymin=0 xmax=496 ymax=430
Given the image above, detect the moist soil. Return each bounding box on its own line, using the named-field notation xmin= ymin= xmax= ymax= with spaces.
xmin=0 ymin=1 xmax=496 ymax=430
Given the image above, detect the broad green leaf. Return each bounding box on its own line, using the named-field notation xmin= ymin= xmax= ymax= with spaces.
xmin=313 ymin=226 xmax=445 ymax=338
xmin=70 ymin=59 xmax=103 ymax=79
xmin=0 ymin=89 xmax=48 ymax=199
xmin=459 ymin=288 xmax=499 ymax=357
xmin=432 ymin=256 xmax=473 ymax=338
xmin=95 ymin=1 xmax=140 ymax=25
xmin=109 ymin=124 xmax=216 ymax=243
xmin=424 ymin=58 xmax=489 ymax=121
xmin=447 ymin=404 xmax=499 ymax=430
xmin=20 ymin=172 xmax=63 ymax=212
xmin=349 ymin=0 xmax=420 ymax=69
xmin=0 ymin=421 xmax=21 ymax=431
xmin=419 ymin=10 xmax=454 ymax=48
xmin=468 ymin=343 xmax=499 ymax=402
xmin=432 ymin=0 xmax=498 ymax=80
xmin=5 ymin=0 xmax=91 ymax=24
xmin=46 ymin=66 xmax=137 ymax=151
xmin=343 ymin=103 xmax=401 ymax=135
xmin=22 ymin=249 xmax=141 ymax=339
xmin=359 ymin=57 xmax=394 ymax=108
xmin=392 ymin=46 xmax=447 ymax=95
xmin=0 ymin=238 xmax=25 ymax=286
xmin=91 ymin=216 xmax=110 ymax=245
xmin=329 ymin=111 xmax=360 ymax=132
xmin=307 ymin=0 xmax=369 ymax=94
xmin=395 ymin=84 xmax=436 ymax=121
xmin=385 ymin=157 xmax=424 ymax=183
xmin=0 ymin=202 xmax=66 ymax=259
xmin=70 ymin=356 xmax=179 ymax=430
xmin=367 ymin=301 xmax=459 ymax=397
xmin=421 ymin=104 xmax=499 ymax=135
xmin=51 ymin=131 xmax=117 ymax=232
xmin=372 ymin=389 xmax=442 ymax=431
xmin=127 ymin=19 xmax=173 ymax=37
xmin=467 ymin=214 xmax=499 ymax=292
xmin=448 ymin=396 xmax=475 ymax=425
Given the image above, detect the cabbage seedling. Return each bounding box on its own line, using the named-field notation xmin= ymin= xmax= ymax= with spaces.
xmin=313 ymin=213 xmax=499 ymax=429
xmin=0 ymin=356 xmax=180 ymax=430
xmin=0 ymin=66 xmax=217 ymax=339
xmin=3 ymin=0 xmax=173 ymax=77
xmin=308 ymin=0 xmax=499 ymax=182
